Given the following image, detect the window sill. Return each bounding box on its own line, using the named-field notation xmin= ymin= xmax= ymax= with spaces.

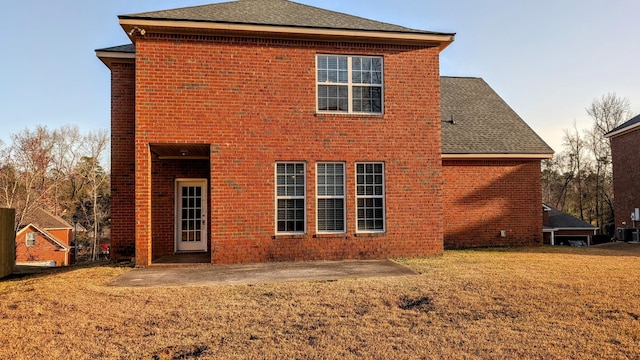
xmin=272 ymin=234 xmax=306 ymax=240
xmin=354 ymin=232 xmax=386 ymax=237
xmin=314 ymin=233 xmax=349 ymax=239
xmin=314 ymin=112 xmax=384 ymax=119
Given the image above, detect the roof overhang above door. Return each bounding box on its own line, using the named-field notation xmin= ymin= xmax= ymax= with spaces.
xmin=150 ymin=144 xmax=210 ymax=160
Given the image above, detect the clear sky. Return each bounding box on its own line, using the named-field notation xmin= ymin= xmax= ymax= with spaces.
xmin=1 ymin=0 xmax=639 ymax=154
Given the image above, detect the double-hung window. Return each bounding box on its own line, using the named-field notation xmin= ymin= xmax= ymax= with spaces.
xmin=26 ymin=232 xmax=36 ymax=247
xmin=356 ymin=163 xmax=385 ymax=232
xmin=317 ymin=163 xmax=345 ymax=233
xmin=276 ymin=162 xmax=306 ymax=234
xmin=317 ymin=55 xmax=383 ymax=114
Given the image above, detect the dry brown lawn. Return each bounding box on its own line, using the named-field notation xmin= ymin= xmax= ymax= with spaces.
xmin=1 ymin=243 xmax=639 ymax=359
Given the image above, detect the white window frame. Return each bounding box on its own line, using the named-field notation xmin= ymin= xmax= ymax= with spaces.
xmin=355 ymin=162 xmax=386 ymax=233
xmin=26 ymin=232 xmax=36 ymax=247
xmin=316 ymin=162 xmax=346 ymax=234
xmin=275 ymin=162 xmax=306 ymax=234
xmin=316 ymin=54 xmax=384 ymax=114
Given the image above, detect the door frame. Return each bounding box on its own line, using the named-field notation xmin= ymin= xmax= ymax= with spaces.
xmin=174 ymin=178 xmax=208 ymax=253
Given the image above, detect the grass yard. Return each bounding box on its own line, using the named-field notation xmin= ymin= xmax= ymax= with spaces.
xmin=1 ymin=243 xmax=639 ymax=359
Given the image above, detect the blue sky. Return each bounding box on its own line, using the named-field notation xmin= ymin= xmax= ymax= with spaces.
xmin=1 ymin=0 xmax=639 ymax=154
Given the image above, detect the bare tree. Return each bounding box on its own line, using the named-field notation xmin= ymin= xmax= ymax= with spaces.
xmin=81 ymin=130 xmax=110 ymax=261
xmin=50 ymin=125 xmax=85 ymax=217
xmin=585 ymin=93 xmax=631 ymax=233
xmin=0 ymin=126 xmax=58 ymax=230
xmin=587 ymin=93 xmax=631 ymax=138
xmin=541 ymin=152 xmax=574 ymax=211
xmin=562 ymin=122 xmax=590 ymax=220
xmin=542 ymin=94 xmax=632 ymax=236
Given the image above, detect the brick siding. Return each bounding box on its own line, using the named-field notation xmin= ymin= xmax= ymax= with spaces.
xmin=110 ymin=62 xmax=136 ymax=261
xmin=442 ymin=159 xmax=543 ymax=248
xmin=15 ymin=229 xmax=68 ymax=266
xmin=111 ymin=34 xmax=445 ymax=265
xmin=610 ymin=129 xmax=640 ymax=228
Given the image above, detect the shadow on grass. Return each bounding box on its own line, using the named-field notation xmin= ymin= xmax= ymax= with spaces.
xmin=449 ymin=242 xmax=640 ymax=258
xmin=4 ymin=260 xmax=132 ymax=281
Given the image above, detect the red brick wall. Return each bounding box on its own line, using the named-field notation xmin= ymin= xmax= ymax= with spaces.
xmin=442 ymin=159 xmax=543 ymax=248
xmin=126 ymin=34 xmax=444 ymax=264
xmin=16 ymin=229 xmax=68 ymax=266
xmin=110 ymin=62 xmax=136 ymax=261
xmin=610 ymin=129 xmax=640 ymax=228
xmin=47 ymin=229 xmax=72 ymax=246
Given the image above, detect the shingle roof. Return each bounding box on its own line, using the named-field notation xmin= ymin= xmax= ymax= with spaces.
xmin=604 ymin=113 xmax=640 ymax=138
xmin=120 ymin=0 xmax=451 ymax=36
xmin=441 ymin=76 xmax=554 ymax=155
xmin=21 ymin=208 xmax=72 ymax=229
xmin=544 ymin=204 xmax=596 ymax=229
xmin=96 ymin=44 xmax=135 ymax=53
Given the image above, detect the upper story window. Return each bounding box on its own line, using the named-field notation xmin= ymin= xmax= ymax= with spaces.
xmin=317 ymin=55 xmax=384 ymax=114
xmin=26 ymin=232 xmax=36 ymax=247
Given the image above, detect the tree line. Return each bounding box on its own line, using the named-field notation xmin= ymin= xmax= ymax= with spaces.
xmin=0 ymin=125 xmax=109 ymax=261
xmin=542 ymin=93 xmax=632 ymax=236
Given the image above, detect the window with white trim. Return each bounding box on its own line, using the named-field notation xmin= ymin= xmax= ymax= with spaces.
xmin=317 ymin=162 xmax=345 ymax=233
xmin=276 ymin=162 xmax=306 ymax=233
xmin=356 ymin=162 xmax=385 ymax=232
xmin=26 ymin=232 xmax=36 ymax=247
xmin=317 ymin=55 xmax=383 ymax=114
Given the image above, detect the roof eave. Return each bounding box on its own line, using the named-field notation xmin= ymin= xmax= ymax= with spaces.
xmin=119 ymin=18 xmax=455 ymax=49
xmin=95 ymin=50 xmax=136 ymax=69
xmin=442 ymin=153 xmax=554 ymax=160
xmin=604 ymin=121 xmax=640 ymax=139
xmin=548 ymin=227 xmax=598 ymax=231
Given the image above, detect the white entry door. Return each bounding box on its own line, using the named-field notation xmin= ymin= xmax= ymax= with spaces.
xmin=175 ymin=179 xmax=207 ymax=252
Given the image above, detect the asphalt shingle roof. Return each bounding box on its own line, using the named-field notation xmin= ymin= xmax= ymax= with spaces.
xmin=21 ymin=208 xmax=71 ymax=229
xmin=605 ymin=113 xmax=640 ymax=136
xmin=441 ymin=76 xmax=554 ymax=155
xmin=120 ymin=0 xmax=451 ymax=35
xmin=96 ymin=44 xmax=135 ymax=53
xmin=545 ymin=204 xmax=596 ymax=229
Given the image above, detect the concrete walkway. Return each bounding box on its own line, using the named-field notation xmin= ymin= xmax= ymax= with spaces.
xmin=108 ymin=259 xmax=417 ymax=287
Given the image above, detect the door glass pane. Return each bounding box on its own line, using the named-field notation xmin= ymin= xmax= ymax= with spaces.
xmin=179 ymin=184 xmax=204 ymax=243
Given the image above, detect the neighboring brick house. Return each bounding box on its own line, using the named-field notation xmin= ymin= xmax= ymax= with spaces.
xmin=605 ymin=114 xmax=640 ymax=235
xmin=16 ymin=208 xmax=73 ymax=266
xmin=542 ymin=204 xmax=597 ymax=246
xmin=97 ymin=0 xmax=552 ymax=266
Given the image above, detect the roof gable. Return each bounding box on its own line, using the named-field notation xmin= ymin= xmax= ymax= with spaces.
xmin=17 ymin=224 xmax=70 ymax=250
xmin=441 ymin=76 xmax=553 ymax=156
xmin=121 ymin=0 xmax=447 ymax=35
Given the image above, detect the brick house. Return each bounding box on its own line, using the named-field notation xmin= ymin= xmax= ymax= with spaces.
xmin=15 ymin=208 xmax=73 ymax=266
xmin=605 ymin=114 xmax=640 ymax=237
xmin=97 ymin=0 xmax=552 ymax=266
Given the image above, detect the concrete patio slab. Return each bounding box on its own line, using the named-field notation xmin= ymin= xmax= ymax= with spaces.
xmin=108 ymin=259 xmax=417 ymax=287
